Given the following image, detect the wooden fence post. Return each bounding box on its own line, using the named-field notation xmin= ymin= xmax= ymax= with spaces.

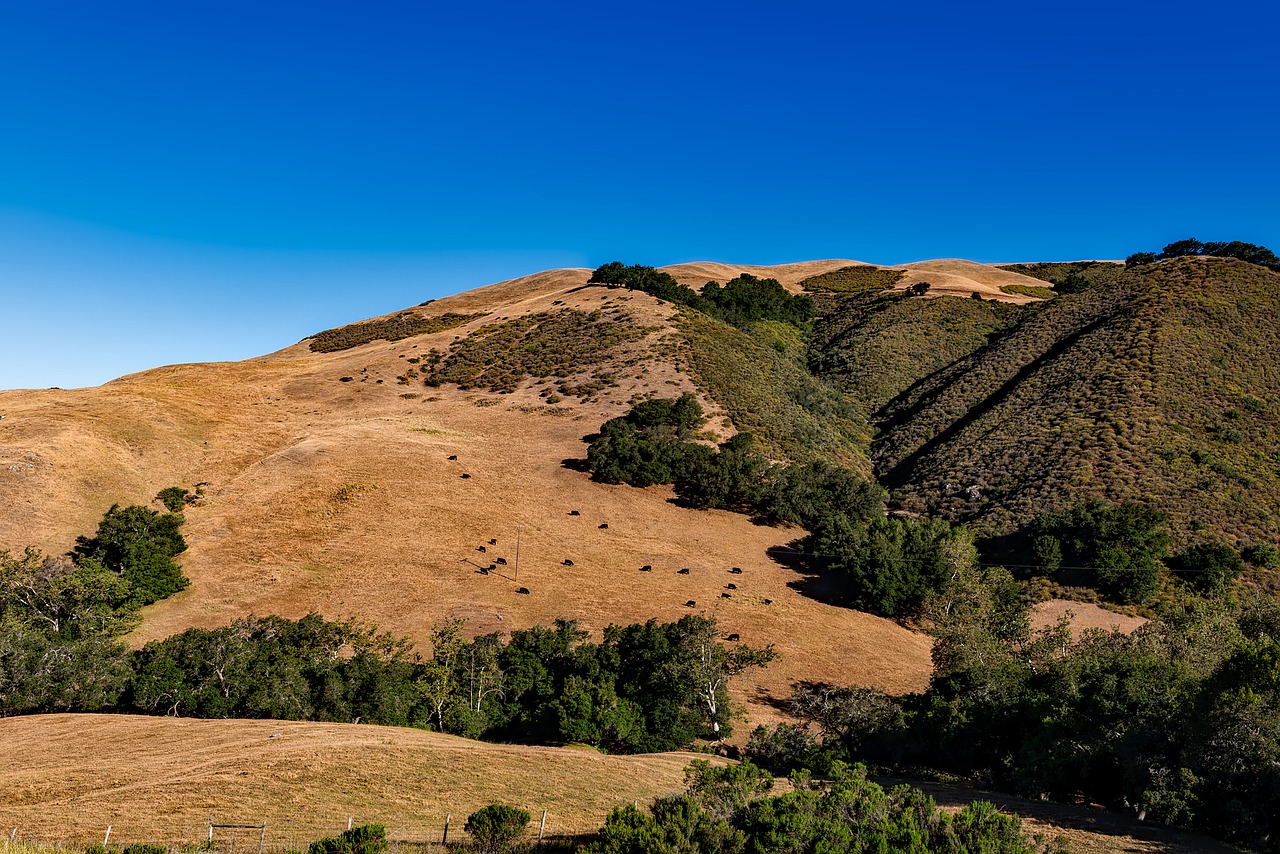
xmin=103 ymin=826 xmax=112 ymax=846
xmin=537 ymin=811 xmax=547 ymax=846
xmin=442 ymin=814 xmax=450 ymax=845
xmin=347 ymin=817 xmax=353 ymax=831
xmin=258 ymin=824 xmax=265 ymax=854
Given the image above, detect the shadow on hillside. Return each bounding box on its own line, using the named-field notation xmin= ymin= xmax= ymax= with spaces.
xmin=560 ymin=457 xmax=590 ymax=472
xmin=766 ymin=540 xmax=852 ymax=608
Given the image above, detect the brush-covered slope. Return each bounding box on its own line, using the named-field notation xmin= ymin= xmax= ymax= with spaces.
xmin=868 ymin=257 xmax=1280 ymax=543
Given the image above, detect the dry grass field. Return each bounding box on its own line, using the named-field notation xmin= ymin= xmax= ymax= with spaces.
xmin=0 ymin=714 xmax=706 ymax=845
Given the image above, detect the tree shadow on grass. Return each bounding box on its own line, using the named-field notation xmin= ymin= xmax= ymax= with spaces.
xmin=767 ymin=540 xmax=852 ymax=608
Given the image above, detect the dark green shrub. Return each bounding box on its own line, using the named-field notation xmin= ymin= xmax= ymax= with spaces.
xmin=308 ymin=312 xmax=484 ymax=352
xmin=1125 ymin=251 xmax=1157 ymax=268
xmin=904 ymin=281 xmax=932 ymax=297
xmin=1172 ymin=542 xmax=1243 ymax=593
xmin=155 ymin=486 xmax=193 ymax=512
xmin=465 ymin=805 xmax=530 ymax=851
xmin=1242 ymin=542 xmax=1279 ymax=568
xmin=307 ymin=823 xmax=387 ymax=854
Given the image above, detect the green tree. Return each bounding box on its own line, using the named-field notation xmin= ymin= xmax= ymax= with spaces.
xmin=74 ymin=504 xmax=189 ymax=605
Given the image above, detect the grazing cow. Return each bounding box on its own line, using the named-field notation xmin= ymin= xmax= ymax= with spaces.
xmin=729 ymin=567 xmax=743 ymax=574
xmin=477 ymin=546 xmax=486 ymax=552
xmin=488 ymin=538 xmax=497 ymax=545
xmin=726 ymin=633 xmax=741 ymax=641
xmin=598 ymin=523 xmax=609 ymax=529
xmin=720 ymin=592 xmax=731 ymax=598
xmin=763 ymin=598 xmax=773 ymax=605
xmin=517 ymin=587 xmax=530 ymax=594
xmin=488 ymin=563 xmax=497 ymax=570
xmin=685 ymin=600 xmax=696 ymax=607
xmin=725 ymin=583 xmax=737 ymax=590
xmin=569 ymin=510 xmax=580 ymax=516
xmin=460 ymin=473 xmax=471 ymax=479
xmin=563 ymin=559 xmax=575 ymax=566
xmin=641 ymin=564 xmax=652 ymax=571
xmin=447 ymin=455 xmax=458 ymax=460
xmin=496 ymin=557 xmax=508 ymax=565
xmin=677 ymin=568 xmax=690 ymax=575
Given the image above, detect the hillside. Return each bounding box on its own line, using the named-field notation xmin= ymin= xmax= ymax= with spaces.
xmin=864 ymin=257 xmax=1280 ymax=545
xmin=0 ymin=260 xmax=942 ymax=734
xmin=0 ymin=714 xmax=704 ymax=843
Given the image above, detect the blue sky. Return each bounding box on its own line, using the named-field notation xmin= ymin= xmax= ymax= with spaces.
xmin=2 ymin=0 xmax=1277 ymax=389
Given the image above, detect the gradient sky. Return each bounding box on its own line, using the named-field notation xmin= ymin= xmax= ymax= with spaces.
xmin=2 ymin=0 xmax=1277 ymax=389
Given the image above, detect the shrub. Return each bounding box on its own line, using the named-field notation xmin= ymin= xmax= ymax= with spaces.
xmin=1172 ymin=542 xmax=1243 ymax=593
xmin=121 ymin=845 xmax=166 ymax=854
xmin=1242 ymin=542 xmax=1279 ymax=568
xmin=1125 ymin=251 xmax=1157 ymax=268
xmin=308 ymin=823 xmax=387 ymax=854
xmin=465 ymin=805 xmax=530 ymax=851
xmin=155 ymin=486 xmax=193 ymax=512
xmin=905 ymin=281 xmax=932 ymax=297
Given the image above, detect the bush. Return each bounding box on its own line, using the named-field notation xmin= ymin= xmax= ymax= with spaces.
xmin=155 ymin=486 xmax=193 ymax=512
xmin=1242 ymin=542 xmax=1279 ymax=568
xmin=121 ymin=845 xmax=166 ymax=854
xmin=1125 ymin=251 xmax=1157 ymax=268
xmin=465 ymin=805 xmax=530 ymax=851
xmin=308 ymin=824 xmax=387 ymax=854
xmin=1172 ymin=542 xmax=1243 ymax=593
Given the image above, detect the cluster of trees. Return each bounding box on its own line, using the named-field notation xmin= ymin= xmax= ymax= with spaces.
xmin=1126 ymin=238 xmax=1280 ymax=271
xmin=747 ymin=569 xmax=1280 ymax=852
xmin=588 ymin=263 xmax=812 ymax=328
xmin=0 ymin=500 xmax=193 ymax=716
xmin=420 ymin=614 xmax=773 ymax=751
xmin=1029 ymin=498 xmax=1267 ymax=604
xmin=587 ymin=395 xmax=977 ymax=618
xmin=587 ymin=759 xmax=1062 ymax=854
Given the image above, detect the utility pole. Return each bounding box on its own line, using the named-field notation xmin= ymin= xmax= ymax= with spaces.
xmin=514 ymin=526 xmax=522 ymax=579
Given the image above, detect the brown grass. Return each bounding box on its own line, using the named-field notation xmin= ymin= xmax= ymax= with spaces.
xmin=1030 ymin=599 xmax=1148 ymax=637
xmin=0 ymin=714 xmax=704 ymax=845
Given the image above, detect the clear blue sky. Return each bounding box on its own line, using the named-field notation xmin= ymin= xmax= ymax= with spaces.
xmin=2 ymin=0 xmax=1277 ymax=389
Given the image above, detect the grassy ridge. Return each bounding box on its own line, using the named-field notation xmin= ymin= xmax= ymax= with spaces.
xmin=872 ymin=258 xmax=1280 ymax=545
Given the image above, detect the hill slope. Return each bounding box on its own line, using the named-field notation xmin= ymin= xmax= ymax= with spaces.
xmin=868 ymin=257 xmax=1280 ymax=543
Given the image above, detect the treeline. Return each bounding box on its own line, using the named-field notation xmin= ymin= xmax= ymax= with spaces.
xmin=588 ymin=759 xmax=1063 ymax=854
xmin=588 ymin=262 xmax=813 ymax=328
xmin=1 ymin=539 xmax=771 ymax=753
xmin=1127 ymin=238 xmax=1280 ymax=271
xmin=747 ymin=572 xmax=1280 ymax=852
xmin=586 ymin=395 xmax=982 ymax=618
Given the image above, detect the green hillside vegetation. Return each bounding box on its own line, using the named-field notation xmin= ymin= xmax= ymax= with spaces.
xmin=308 ymin=311 xmax=485 ymax=352
xmin=808 ymin=290 xmax=1024 ymax=414
xmin=871 ymin=258 xmax=1280 ymax=548
xmin=589 ymin=760 xmax=1063 ymax=854
xmin=1127 ymin=238 xmax=1280 ymax=271
xmin=748 ymin=584 xmax=1280 ymax=853
xmin=673 ymin=310 xmax=871 ymax=470
xmin=997 ymin=260 xmax=1126 ymax=294
xmin=422 ymin=308 xmax=645 ymax=396
xmin=799 ymin=265 xmax=905 ymax=293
